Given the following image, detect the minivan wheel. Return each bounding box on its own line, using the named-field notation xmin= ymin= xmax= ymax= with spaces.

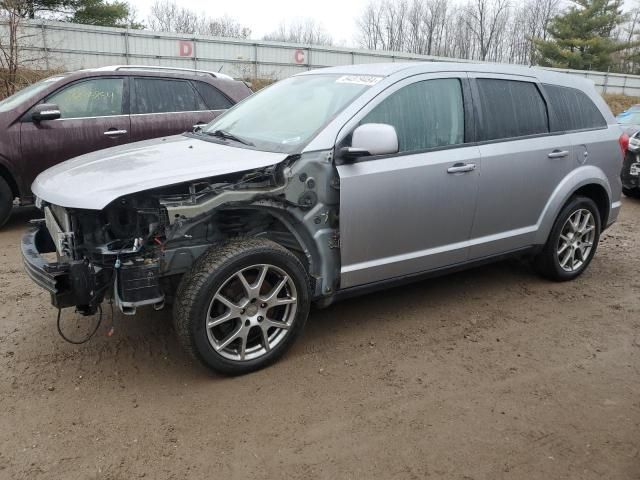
xmin=0 ymin=176 xmax=13 ymax=228
xmin=534 ymin=196 xmax=601 ymax=281
xmin=173 ymin=238 xmax=310 ymax=375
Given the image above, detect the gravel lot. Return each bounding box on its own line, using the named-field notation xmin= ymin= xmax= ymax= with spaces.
xmin=0 ymin=200 xmax=639 ymax=480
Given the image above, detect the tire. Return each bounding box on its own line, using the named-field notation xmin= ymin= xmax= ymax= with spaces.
xmin=622 ymin=187 xmax=640 ymax=199
xmin=173 ymin=238 xmax=310 ymax=375
xmin=0 ymin=176 xmax=13 ymax=229
xmin=534 ymin=196 xmax=601 ymax=281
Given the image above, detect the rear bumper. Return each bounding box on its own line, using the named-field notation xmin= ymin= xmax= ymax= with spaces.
xmin=21 ymin=223 xmax=73 ymax=308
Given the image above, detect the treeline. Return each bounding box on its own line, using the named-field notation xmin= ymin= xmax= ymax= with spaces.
xmin=355 ymin=0 xmax=640 ymax=75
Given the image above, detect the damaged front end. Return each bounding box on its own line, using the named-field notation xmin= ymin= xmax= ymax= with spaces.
xmin=22 ymin=150 xmax=341 ymax=318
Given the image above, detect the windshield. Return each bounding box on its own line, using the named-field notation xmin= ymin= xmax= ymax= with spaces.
xmin=617 ymin=109 xmax=640 ymax=125
xmin=202 ymin=74 xmax=379 ymax=153
xmin=0 ymin=75 xmax=68 ymax=113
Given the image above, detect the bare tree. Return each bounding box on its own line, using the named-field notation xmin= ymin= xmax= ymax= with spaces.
xmin=0 ymin=0 xmax=51 ymax=96
xmin=263 ymin=18 xmax=333 ymax=45
xmin=147 ymin=0 xmax=250 ymax=38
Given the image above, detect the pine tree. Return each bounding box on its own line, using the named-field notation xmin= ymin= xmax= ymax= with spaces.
xmin=533 ymin=0 xmax=627 ymax=71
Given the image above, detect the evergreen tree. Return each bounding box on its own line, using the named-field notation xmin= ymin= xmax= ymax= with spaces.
xmin=534 ymin=0 xmax=627 ymax=71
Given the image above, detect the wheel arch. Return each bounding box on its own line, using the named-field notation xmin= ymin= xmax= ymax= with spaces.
xmin=535 ymin=166 xmax=612 ymax=245
xmin=215 ymin=206 xmax=323 ymax=285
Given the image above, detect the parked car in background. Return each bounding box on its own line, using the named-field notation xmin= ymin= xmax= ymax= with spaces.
xmin=0 ymin=66 xmax=252 ymax=227
xmin=23 ymin=62 xmax=623 ymax=375
xmin=621 ymin=130 xmax=640 ymax=197
xmin=616 ymin=105 xmax=640 ymax=135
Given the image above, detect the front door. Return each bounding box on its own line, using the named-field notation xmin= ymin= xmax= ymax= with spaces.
xmin=20 ymin=77 xmax=130 ymax=189
xmin=336 ymin=74 xmax=481 ymax=289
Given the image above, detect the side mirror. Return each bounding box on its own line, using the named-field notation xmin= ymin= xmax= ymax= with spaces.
xmin=340 ymin=123 xmax=399 ymax=160
xmin=31 ymin=103 xmax=61 ymax=122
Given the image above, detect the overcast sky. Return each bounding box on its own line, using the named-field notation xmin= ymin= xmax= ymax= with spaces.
xmin=130 ymin=0 xmax=369 ymax=46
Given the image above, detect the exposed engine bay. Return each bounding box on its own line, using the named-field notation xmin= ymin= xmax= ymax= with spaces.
xmin=35 ymin=150 xmax=341 ymax=318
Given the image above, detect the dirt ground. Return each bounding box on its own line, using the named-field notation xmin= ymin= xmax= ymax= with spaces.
xmin=0 ymin=201 xmax=639 ymax=480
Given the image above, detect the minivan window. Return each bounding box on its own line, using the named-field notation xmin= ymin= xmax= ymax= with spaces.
xmin=544 ymin=84 xmax=607 ymax=131
xmin=0 ymin=75 xmax=68 ymax=113
xmin=47 ymin=78 xmax=124 ymax=119
xmin=360 ymin=78 xmax=464 ymax=153
xmin=134 ymin=78 xmax=202 ymax=114
xmin=476 ymin=79 xmax=549 ymax=141
xmin=193 ymin=81 xmax=232 ymax=110
xmin=203 ymin=74 xmax=374 ymax=153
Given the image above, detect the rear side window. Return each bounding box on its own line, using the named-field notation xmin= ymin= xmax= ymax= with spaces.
xmin=47 ymin=78 xmax=124 ymax=118
xmin=193 ymin=81 xmax=233 ymax=110
xmin=543 ymin=84 xmax=607 ymax=131
xmin=361 ymin=78 xmax=465 ymax=153
xmin=133 ymin=78 xmax=204 ymax=114
xmin=475 ymin=79 xmax=548 ymax=141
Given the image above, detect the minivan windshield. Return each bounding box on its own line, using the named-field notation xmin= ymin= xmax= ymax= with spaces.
xmin=0 ymin=75 xmax=68 ymax=113
xmin=202 ymin=74 xmax=379 ymax=153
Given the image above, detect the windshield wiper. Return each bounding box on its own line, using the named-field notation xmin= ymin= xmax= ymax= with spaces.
xmin=206 ymin=129 xmax=255 ymax=146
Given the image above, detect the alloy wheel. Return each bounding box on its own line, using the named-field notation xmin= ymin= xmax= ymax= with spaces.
xmin=205 ymin=264 xmax=298 ymax=361
xmin=556 ymin=209 xmax=596 ymax=273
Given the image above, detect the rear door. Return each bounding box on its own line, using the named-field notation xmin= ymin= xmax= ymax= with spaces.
xmin=20 ymin=76 xmax=130 ymax=181
xmin=467 ymin=74 xmax=574 ymax=259
xmin=130 ymin=77 xmax=225 ymax=141
xmin=336 ymin=73 xmax=481 ymax=288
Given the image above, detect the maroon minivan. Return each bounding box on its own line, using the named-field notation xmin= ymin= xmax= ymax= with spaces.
xmin=0 ymin=66 xmax=252 ymax=227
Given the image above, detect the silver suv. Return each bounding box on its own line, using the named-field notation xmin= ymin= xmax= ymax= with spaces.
xmin=23 ymin=62 xmax=624 ymax=375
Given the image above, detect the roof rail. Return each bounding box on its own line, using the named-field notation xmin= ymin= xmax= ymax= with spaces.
xmin=93 ymin=65 xmax=234 ymax=80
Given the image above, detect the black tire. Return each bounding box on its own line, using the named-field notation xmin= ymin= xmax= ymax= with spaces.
xmin=173 ymin=238 xmax=310 ymax=375
xmin=0 ymin=176 xmax=13 ymax=229
xmin=622 ymin=187 xmax=640 ymax=199
xmin=534 ymin=196 xmax=601 ymax=281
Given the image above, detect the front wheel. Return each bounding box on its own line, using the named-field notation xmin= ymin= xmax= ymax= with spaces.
xmin=534 ymin=196 xmax=601 ymax=281
xmin=622 ymin=187 xmax=640 ymax=199
xmin=173 ymin=238 xmax=310 ymax=375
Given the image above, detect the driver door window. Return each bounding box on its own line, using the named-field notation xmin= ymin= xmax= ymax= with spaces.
xmin=47 ymin=78 xmax=124 ymax=119
xmin=360 ymin=78 xmax=465 ymax=154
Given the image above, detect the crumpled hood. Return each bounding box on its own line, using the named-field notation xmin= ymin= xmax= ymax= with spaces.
xmin=32 ymin=135 xmax=288 ymax=210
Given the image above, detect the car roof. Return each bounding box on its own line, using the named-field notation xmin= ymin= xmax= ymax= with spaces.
xmin=85 ymin=65 xmax=235 ymax=81
xmin=297 ymin=61 xmax=594 ymax=90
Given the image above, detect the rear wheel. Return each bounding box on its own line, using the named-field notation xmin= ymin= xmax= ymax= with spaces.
xmin=0 ymin=176 xmax=13 ymax=228
xmin=173 ymin=238 xmax=310 ymax=375
xmin=534 ymin=196 xmax=601 ymax=281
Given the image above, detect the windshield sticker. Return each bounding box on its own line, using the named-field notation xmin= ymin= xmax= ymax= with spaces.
xmin=336 ymin=75 xmax=383 ymax=86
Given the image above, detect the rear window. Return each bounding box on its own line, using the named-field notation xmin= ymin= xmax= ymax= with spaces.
xmin=133 ymin=78 xmax=204 ymax=114
xmin=192 ymin=81 xmax=232 ymax=110
xmin=476 ymin=79 xmax=549 ymax=141
xmin=543 ymin=84 xmax=607 ymax=131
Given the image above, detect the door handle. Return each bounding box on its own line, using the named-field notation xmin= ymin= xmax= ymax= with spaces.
xmin=548 ymin=150 xmax=569 ymax=159
xmin=104 ymin=129 xmax=128 ymax=136
xmin=447 ymin=163 xmax=476 ymax=174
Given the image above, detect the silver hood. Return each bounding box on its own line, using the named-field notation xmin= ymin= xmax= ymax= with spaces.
xmin=32 ymin=135 xmax=288 ymax=210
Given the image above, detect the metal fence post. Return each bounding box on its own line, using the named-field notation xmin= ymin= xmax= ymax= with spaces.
xmin=254 ymin=43 xmax=258 ymax=78
xmin=124 ymin=27 xmax=130 ymax=65
xmin=40 ymin=22 xmax=50 ymax=69
xmin=193 ymin=37 xmax=198 ymax=70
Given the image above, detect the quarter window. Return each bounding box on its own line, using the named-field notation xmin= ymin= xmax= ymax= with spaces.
xmin=193 ymin=81 xmax=232 ymax=110
xmin=543 ymin=84 xmax=607 ymax=131
xmin=134 ymin=78 xmax=204 ymax=114
xmin=47 ymin=78 xmax=124 ymax=119
xmin=475 ymin=79 xmax=549 ymax=141
xmin=360 ymin=78 xmax=465 ymax=153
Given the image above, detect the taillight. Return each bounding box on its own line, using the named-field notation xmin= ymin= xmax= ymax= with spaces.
xmin=620 ymin=132 xmax=630 ymax=157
